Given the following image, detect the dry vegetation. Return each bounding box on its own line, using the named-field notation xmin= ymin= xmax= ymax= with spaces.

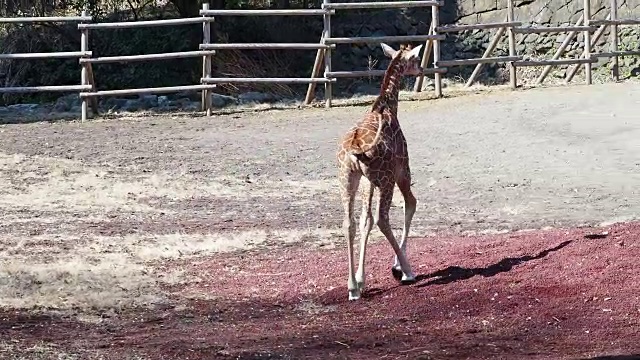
xmin=0 ymin=150 xmax=341 ymax=313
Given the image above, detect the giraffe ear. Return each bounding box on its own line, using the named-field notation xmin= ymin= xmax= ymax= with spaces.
xmin=405 ymin=44 xmax=423 ymax=59
xmin=380 ymin=43 xmax=398 ymax=58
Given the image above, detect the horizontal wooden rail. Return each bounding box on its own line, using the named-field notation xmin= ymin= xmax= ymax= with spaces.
xmin=326 ymin=68 xmax=447 ymax=78
xmin=79 ymin=51 xmax=216 ymax=64
xmin=515 ymin=58 xmax=597 ymax=66
xmin=513 ymin=25 xmax=596 ymax=33
xmin=595 ymin=50 xmax=640 ymax=57
xmin=0 ymin=16 xmax=92 ymax=23
xmin=325 ymin=34 xmax=445 ymax=44
xmin=200 ymin=9 xmax=331 ymax=16
xmin=79 ymin=84 xmax=217 ymax=98
xmin=322 ymin=0 xmax=442 ymax=10
xmin=591 ymin=18 xmax=640 ymax=26
xmin=437 ymin=56 xmax=522 ymax=67
xmin=437 ymin=21 xmax=521 ymax=32
xmin=200 ymin=43 xmax=333 ymax=50
xmin=78 ymin=17 xmax=210 ymax=30
xmin=0 ymin=51 xmax=91 ymax=60
xmin=0 ymin=85 xmax=92 ymax=93
xmin=202 ymin=77 xmax=335 ymax=84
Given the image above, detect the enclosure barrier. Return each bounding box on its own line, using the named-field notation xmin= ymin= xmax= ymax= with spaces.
xmin=499 ymin=0 xmax=601 ymax=88
xmin=198 ymin=6 xmax=337 ymax=111
xmin=75 ymin=10 xmax=217 ymax=121
xmin=316 ymin=0 xmax=446 ymax=104
xmin=432 ymin=19 xmax=523 ymax=88
xmin=0 ymin=13 xmax=97 ymax=114
xmin=580 ymin=0 xmax=640 ymax=82
xmin=1 ymin=0 xmax=639 ymax=119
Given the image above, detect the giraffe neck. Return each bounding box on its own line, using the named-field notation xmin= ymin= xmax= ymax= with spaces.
xmin=371 ymin=56 xmax=404 ymax=116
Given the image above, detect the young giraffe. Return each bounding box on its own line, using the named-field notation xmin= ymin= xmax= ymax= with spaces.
xmin=337 ymin=43 xmax=423 ymax=301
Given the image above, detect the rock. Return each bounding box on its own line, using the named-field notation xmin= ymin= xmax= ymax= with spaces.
xmin=101 ymin=98 xmax=128 ymax=110
xmin=121 ymin=99 xmax=142 ymax=112
xmin=592 ymin=56 xmax=609 ymax=70
xmin=183 ymin=101 xmax=200 ymax=111
xmin=238 ymin=91 xmax=278 ymax=104
xmin=172 ymin=97 xmax=194 ymax=108
xmin=526 ymin=34 xmax=540 ymax=44
xmin=7 ymin=103 xmax=38 ymax=112
xmin=211 ymin=93 xmax=236 ymax=108
xmin=158 ymin=95 xmax=171 ymax=107
xmin=139 ymin=94 xmax=158 ymax=108
xmin=53 ymin=98 xmax=71 ymax=112
xmin=52 ymin=94 xmax=81 ymax=112
xmin=395 ymin=20 xmax=411 ymax=34
xmin=367 ymin=30 xmax=388 ymax=50
xmin=172 ymin=91 xmax=200 ymax=101
xmin=477 ymin=8 xmax=507 ymax=24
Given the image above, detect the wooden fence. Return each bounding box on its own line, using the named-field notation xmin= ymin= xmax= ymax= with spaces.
xmin=0 ymin=14 xmax=98 ymax=117
xmin=0 ymin=0 xmax=638 ymax=122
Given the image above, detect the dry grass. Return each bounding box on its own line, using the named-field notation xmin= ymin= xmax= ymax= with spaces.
xmin=0 ymin=150 xmax=343 ymax=313
xmin=0 ymin=152 xmax=335 ymax=210
xmin=0 ymin=341 xmax=83 ymax=360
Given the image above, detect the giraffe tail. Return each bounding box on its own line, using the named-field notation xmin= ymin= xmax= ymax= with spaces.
xmin=348 ymin=110 xmax=385 ymax=162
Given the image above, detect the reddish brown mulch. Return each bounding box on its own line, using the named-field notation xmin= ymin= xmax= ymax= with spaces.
xmin=3 ymin=223 xmax=640 ymax=360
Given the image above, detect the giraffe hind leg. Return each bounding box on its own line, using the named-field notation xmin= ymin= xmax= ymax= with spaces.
xmin=376 ymin=184 xmax=416 ymax=284
xmin=355 ymin=178 xmax=375 ymax=292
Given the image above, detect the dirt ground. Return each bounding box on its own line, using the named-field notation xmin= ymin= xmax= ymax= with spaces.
xmin=1 ymin=81 xmax=640 ymax=359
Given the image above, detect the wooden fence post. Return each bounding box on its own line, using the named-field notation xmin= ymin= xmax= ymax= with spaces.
xmin=564 ymin=14 xmax=609 ymax=83
xmin=431 ymin=3 xmax=442 ymax=97
xmin=323 ymin=0 xmax=332 ymax=108
xmin=507 ymin=0 xmax=517 ymax=89
xmin=610 ymin=0 xmax=619 ymax=81
xmin=584 ymin=0 xmax=592 ymax=84
xmin=202 ymin=3 xmax=213 ymax=116
xmin=465 ymin=18 xmax=507 ymax=88
xmin=80 ymin=8 xmax=89 ymax=122
xmin=304 ymin=36 xmax=326 ymax=105
xmin=413 ymin=22 xmax=434 ymax=92
xmin=535 ymin=14 xmax=584 ymax=85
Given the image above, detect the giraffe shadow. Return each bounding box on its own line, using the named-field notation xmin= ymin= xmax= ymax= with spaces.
xmin=363 ymin=239 xmax=573 ymax=298
xmin=413 ymin=240 xmax=573 ymax=288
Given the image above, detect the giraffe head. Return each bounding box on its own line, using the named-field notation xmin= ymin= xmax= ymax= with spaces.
xmin=380 ymin=43 xmax=423 ymax=76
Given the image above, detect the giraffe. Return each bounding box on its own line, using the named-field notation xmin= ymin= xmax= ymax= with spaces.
xmin=337 ymin=43 xmax=423 ymax=301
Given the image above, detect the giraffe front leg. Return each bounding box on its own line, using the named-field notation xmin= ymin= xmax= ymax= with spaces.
xmin=341 ymin=171 xmax=361 ymax=301
xmin=345 ymin=215 xmax=359 ymax=300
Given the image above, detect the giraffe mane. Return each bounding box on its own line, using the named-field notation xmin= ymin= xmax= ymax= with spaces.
xmin=371 ymin=44 xmax=410 ymax=113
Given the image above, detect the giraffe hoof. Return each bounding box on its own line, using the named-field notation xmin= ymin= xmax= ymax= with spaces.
xmin=391 ymin=266 xmax=403 ymax=281
xmin=400 ymin=274 xmax=417 ymax=285
xmin=348 ymin=289 xmax=361 ymax=301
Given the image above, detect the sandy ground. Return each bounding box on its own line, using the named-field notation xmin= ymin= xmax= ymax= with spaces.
xmin=1 ymin=81 xmax=640 ymax=359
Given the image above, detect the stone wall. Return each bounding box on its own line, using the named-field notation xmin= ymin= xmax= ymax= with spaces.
xmin=445 ymin=0 xmax=640 ymax=86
